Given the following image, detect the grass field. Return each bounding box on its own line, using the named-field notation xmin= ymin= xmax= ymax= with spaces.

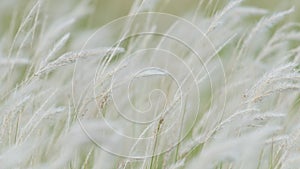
xmin=0 ymin=0 xmax=300 ymax=168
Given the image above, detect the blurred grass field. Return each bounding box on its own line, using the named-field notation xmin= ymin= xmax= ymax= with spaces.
xmin=1 ymin=0 xmax=300 ymax=169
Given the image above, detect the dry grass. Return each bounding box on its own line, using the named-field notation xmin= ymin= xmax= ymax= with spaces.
xmin=0 ymin=0 xmax=300 ymax=169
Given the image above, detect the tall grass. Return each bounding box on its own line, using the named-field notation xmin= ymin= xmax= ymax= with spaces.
xmin=0 ymin=0 xmax=300 ymax=169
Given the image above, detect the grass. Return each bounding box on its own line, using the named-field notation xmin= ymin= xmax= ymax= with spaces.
xmin=0 ymin=0 xmax=300 ymax=169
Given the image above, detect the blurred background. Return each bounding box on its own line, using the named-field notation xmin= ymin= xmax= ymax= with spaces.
xmin=0 ymin=0 xmax=299 ymax=36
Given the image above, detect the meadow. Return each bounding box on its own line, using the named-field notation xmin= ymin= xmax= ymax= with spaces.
xmin=0 ymin=0 xmax=300 ymax=168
